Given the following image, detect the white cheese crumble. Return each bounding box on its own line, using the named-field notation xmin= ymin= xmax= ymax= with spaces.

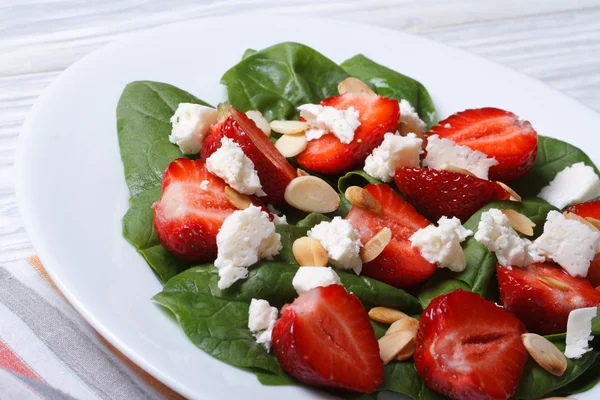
xmin=308 ymin=217 xmax=363 ymax=275
xmin=292 ymin=266 xmax=342 ymax=295
xmin=169 ymin=103 xmax=217 ymax=155
xmin=423 ymin=135 xmax=498 ymax=180
xmin=248 ymin=298 xmax=278 ymax=351
xmin=409 ymin=216 xmax=473 ymax=272
xmin=538 ymin=162 xmax=600 ymax=209
xmin=267 ymin=204 xmax=287 ymax=225
xmin=565 ymin=307 xmax=597 ymax=359
xmin=199 ymin=180 xmax=209 ymax=191
xmin=363 ymin=132 xmax=423 ymax=182
xmin=531 ymin=211 xmax=600 ymax=277
xmin=474 ymin=209 xmax=543 ymax=267
xmin=298 ymin=104 xmax=361 ymax=144
xmin=398 ymin=99 xmax=427 ymax=136
xmin=245 ymin=110 xmax=271 ymax=136
xmin=206 ymin=137 xmax=266 ymax=197
xmin=214 ymin=205 xmax=282 ymax=289
xmin=444 ymin=123 xmax=451 ymax=129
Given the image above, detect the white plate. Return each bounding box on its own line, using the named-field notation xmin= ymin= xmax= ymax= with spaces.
xmin=15 ymin=16 xmax=600 ymax=400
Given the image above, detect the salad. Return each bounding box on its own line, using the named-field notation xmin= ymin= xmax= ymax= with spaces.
xmin=116 ymin=42 xmax=600 ymax=400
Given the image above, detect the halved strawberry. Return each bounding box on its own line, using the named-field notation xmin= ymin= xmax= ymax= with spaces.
xmin=153 ymin=158 xmax=238 ymax=261
xmin=497 ymin=262 xmax=600 ymax=334
xmin=428 ymin=108 xmax=538 ymax=182
xmin=394 ymin=167 xmax=510 ymax=223
xmin=346 ymin=184 xmax=436 ymax=288
xmin=566 ymin=200 xmax=600 ymax=286
xmin=201 ymin=107 xmax=297 ymax=204
xmin=272 ymin=284 xmax=383 ymax=393
xmin=415 ymin=290 xmax=528 ymax=400
xmin=295 ymin=93 xmax=399 ymax=175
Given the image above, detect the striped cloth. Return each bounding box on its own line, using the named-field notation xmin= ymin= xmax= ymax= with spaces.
xmin=0 ymin=257 xmax=185 ymax=400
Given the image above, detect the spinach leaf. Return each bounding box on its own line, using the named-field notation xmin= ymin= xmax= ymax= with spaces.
xmin=274 ymin=224 xmax=308 ymax=265
xmin=548 ymin=356 xmax=600 ymax=397
xmin=340 ymin=55 xmax=437 ymax=129
xmin=337 ymin=170 xmax=382 ymax=194
xmin=512 ymin=136 xmax=600 ymax=199
xmin=242 ymin=48 xmax=257 ymax=59
xmin=378 ymin=362 xmax=444 ymax=400
xmin=117 ymin=81 xmax=213 ymax=282
xmin=297 ymin=213 xmax=331 ymax=228
xmin=221 ymin=42 xmax=349 ymax=121
xmin=335 ymin=193 xmax=353 ymax=218
xmin=418 ymin=198 xmax=557 ymax=308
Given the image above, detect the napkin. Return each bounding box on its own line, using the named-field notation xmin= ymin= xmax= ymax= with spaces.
xmin=0 ymin=257 xmax=185 ymax=400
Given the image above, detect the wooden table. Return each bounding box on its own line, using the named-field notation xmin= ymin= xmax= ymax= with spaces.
xmin=2 ymin=0 xmax=599 ymax=262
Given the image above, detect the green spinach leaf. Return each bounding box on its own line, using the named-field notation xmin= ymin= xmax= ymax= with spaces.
xmin=378 ymin=362 xmax=444 ymax=400
xmin=297 ymin=213 xmax=331 ymax=228
xmin=221 ymin=42 xmax=349 ymax=121
xmin=337 ymin=170 xmax=382 ymax=194
xmin=512 ymin=136 xmax=600 ymax=199
xmin=340 ymin=54 xmax=437 ymax=129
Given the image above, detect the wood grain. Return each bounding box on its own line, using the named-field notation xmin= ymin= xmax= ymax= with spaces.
xmin=1 ymin=1 xmax=599 ymax=262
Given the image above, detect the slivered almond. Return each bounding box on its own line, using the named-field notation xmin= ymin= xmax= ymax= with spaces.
xmin=337 ymin=77 xmax=376 ymax=96
xmin=224 ymin=186 xmax=251 ymax=210
xmin=270 ymin=120 xmax=310 ymax=135
xmin=369 ymin=307 xmax=408 ymax=324
xmin=360 ymin=227 xmax=392 ymax=263
xmin=387 ymin=317 xmax=419 ymax=335
xmin=396 ymin=339 xmax=416 ymax=361
xmin=586 ymin=217 xmax=600 ymax=230
xmin=284 ymin=176 xmax=340 ymax=213
xmin=439 ymin=164 xmax=476 ymax=177
xmin=502 ymin=209 xmax=536 ymax=236
xmin=497 ymin=181 xmax=521 ymax=202
xmin=378 ymin=330 xmax=414 ymax=364
xmin=345 ymin=186 xmax=383 ymax=214
xmin=522 ymin=333 xmax=567 ymax=377
xmin=216 ymin=103 xmax=230 ymax=123
xmin=275 ymin=133 xmax=307 ymax=158
xmin=297 ymin=168 xmax=309 ymax=177
xmin=292 ymin=237 xmax=328 ymax=267
xmin=537 ymin=276 xmax=570 ymax=291
xmin=564 ymin=212 xmax=599 ymax=232
xmin=245 ymin=110 xmax=271 ymax=136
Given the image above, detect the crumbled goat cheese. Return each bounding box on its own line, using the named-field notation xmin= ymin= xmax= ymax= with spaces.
xmin=363 ymin=132 xmax=423 ymax=182
xmin=267 ymin=204 xmax=287 ymax=225
xmin=199 ymin=180 xmax=209 ymax=191
xmin=565 ymin=307 xmax=597 ymax=359
xmin=308 ymin=217 xmax=363 ymax=275
xmin=248 ymin=299 xmax=278 ymax=351
xmin=292 ymin=266 xmax=342 ymax=295
xmin=298 ymin=104 xmax=361 ymax=144
xmin=169 ymin=103 xmax=217 ymax=154
xmin=538 ymin=162 xmax=600 ymax=209
xmin=410 ymin=216 xmax=473 ymax=272
xmin=398 ymin=99 xmax=427 ymax=136
xmin=423 ymin=135 xmax=498 ymax=180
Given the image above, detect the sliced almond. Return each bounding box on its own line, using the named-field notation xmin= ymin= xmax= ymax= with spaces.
xmin=439 ymin=164 xmax=476 ymax=177
xmin=224 ymin=186 xmax=251 ymax=210
xmin=292 ymin=237 xmax=328 ymax=267
xmin=270 ymin=120 xmax=309 ymax=135
xmin=502 ymin=209 xmax=536 ymax=236
xmin=344 ymin=186 xmax=383 ymax=214
xmin=297 ymin=168 xmax=309 ymax=177
xmin=369 ymin=307 xmax=408 ymax=324
xmin=378 ymin=330 xmax=414 ymax=364
xmin=522 ymin=333 xmax=567 ymax=376
xmin=537 ymin=276 xmax=570 ymax=291
xmin=337 ymin=77 xmax=376 ymax=96
xmin=586 ymin=217 xmax=600 ymax=230
xmin=564 ymin=212 xmax=599 ymax=232
xmin=216 ymin=103 xmax=230 ymax=123
xmin=360 ymin=227 xmax=392 ymax=263
xmin=396 ymin=339 xmax=416 ymax=361
xmin=386 ymin=317 xmax=419 ymax=335
xmin=275 ymin=133 xmax=307 ymax=158
xmin=497 ymin=181 xmax=521 ymax=202
xmin=284 ymin=176 xmax=340 ymax=213
xmin=245 ymin=110 xmax=271 ymax=136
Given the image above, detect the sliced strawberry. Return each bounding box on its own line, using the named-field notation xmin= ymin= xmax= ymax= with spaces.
xmin=428 ymin=108 xmax=538 ymax=182
xmin=201 ymin=107 xmax=297 ymax=205
xmin=346 ymin=184 xmax=436 ymax=288
xmin=415 ymin=289 xmax=528 ymax=400
xmin=153 ymin=159 xmax=238 ymax=261
xmin=497 ymin=262 xmax=600 ymax=334
xmin=394 ymin=167 xmax=510 ymax=223
xmin=565 ymin=200 xmax=600 ymax=286
xmin=295 ymin=93 xmax=399 ymax=175
xmin=272 ymin=285 xmax=383 ymax=393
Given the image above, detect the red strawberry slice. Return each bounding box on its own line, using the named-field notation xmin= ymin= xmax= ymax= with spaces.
xmin=415 ymin=289 xmax=528 ymax=400
xmin=428 ymin=108 xmax=538 ymax=182
xmin=394 ymin=167 xmax=510 ymax=223
xmin=272 ymin=284 xmax=383 ymax=393
xmin=295 ymin=93 xmax=399 ymax=175
xmin=201 ymin=107 xmax=297 ymax=205
xmin=497 ymin=262 xmax=600 ymax=335
xmin=346 ymin=184 xmax=436 ymax=288
xmin=566 ymin=200 xmax=600 ymax=286
xmin=153 ymin=158 xmax=240 ymax=261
